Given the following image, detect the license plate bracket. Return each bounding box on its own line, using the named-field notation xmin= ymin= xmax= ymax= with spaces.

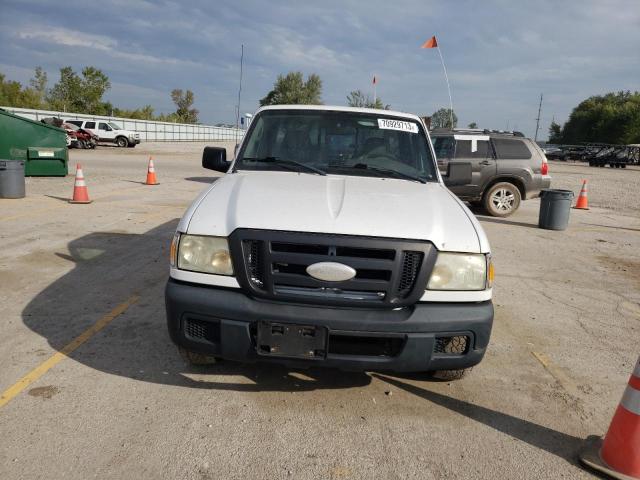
xmin=256 ymin=321 xmax=327 ymax=360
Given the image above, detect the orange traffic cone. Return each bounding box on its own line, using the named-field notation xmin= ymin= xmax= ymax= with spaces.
xmin=145 ymin=156 xmax=159 ymax=185
xmin=579 ymin=356 xmax=640 ymax=479
xmin=573 ymin=179 xmax=589 ymax=210
xmin=69 ymin=164 xmax=91 ymax=204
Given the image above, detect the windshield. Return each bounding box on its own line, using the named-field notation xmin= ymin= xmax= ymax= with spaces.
xmin=108 ymin=122 xmax=122 ymax=130
xmin=235 ymin=110 xmax=438 ymax=182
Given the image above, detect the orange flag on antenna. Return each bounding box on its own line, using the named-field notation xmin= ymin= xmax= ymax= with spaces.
xmin=421 ymin=36 xmax=438 ymax=48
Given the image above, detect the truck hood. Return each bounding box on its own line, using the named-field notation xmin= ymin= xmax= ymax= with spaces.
xmin=183 ymin=171 xmax=483 ymax=253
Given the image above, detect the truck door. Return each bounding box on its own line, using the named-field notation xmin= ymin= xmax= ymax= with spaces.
xmin=98 ymin=122 xmax=115 ymax=141
xmin=449 ymin=135 xmax=495 ymax=199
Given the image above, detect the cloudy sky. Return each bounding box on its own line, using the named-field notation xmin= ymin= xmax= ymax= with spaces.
xmin=1 ymin=0 xmax=638 ymax=137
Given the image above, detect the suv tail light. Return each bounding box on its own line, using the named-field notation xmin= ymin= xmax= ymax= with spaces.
xmin=541 ymin=160 xmax=549 ymax=175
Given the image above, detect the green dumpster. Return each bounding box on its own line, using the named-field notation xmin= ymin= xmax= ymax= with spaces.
xmin=0 ymin=109 xmax=68 ymax=176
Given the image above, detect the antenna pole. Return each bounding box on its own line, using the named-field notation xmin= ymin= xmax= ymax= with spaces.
xmin=235 ymin=44 xmax=244 ymax=145
xmin=534 ymin=93 xmax=543 ymax=142
xmin=436 ymin=45 xmax=454 ymax=128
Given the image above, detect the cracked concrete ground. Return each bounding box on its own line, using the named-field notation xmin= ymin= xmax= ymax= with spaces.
xmin=0 ymin=151 xmax=638 ymax=479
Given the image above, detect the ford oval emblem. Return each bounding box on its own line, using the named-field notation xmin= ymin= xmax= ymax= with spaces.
xmin=306 ymin=262 xmax=356 ymax=282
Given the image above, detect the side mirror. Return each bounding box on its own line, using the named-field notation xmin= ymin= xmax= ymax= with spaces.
xmin=202 ymin=146 xmax=230 ymax=173
xmin=444 ymin=162 xmax=472 ymax=186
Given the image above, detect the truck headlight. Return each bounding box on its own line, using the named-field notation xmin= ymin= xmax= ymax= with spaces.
xmin=176 ymin=234 xmax=234 ymax=275
xmin=427 ymin=253 xmax=490 ymax=291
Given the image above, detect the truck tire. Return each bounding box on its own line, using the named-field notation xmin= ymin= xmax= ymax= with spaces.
xmin=482 ymin=182 xmax=521 ymax=217
xmin=116 ymin=136 xmax=129 ymax=148
xmin=178 ymin=347 xmax=220 ymax=366
xmin=430 ymin=337 xmax=471 ymax=381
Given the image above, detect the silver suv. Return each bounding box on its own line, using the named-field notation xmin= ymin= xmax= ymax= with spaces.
xmin=431 ymin=129 xmax=551 ymax=217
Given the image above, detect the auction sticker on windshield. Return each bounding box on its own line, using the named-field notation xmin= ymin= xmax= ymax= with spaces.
xmin=377 ymin=118 xmax=419 ymax=133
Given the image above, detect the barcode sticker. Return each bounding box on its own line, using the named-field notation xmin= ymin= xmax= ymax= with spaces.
xmin=377 ymin=118 xmax=419 ymax=133
xmin=38 ymin=151 xmax=54 ymax=157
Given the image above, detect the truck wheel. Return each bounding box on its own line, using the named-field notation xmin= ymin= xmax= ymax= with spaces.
xmin=483 ymin=182 xmax=521 ymax=217
xmin=430 ymin=337 xmax=471 ymax=381
xmin=178 ymin=347 xmax=220 ymax=366
xmin=116 ymin=136 xmax=129 ymax=148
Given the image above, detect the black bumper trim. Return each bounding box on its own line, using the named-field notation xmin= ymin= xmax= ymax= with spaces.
xmin=165 ymin=278 xmax=494 ymax=373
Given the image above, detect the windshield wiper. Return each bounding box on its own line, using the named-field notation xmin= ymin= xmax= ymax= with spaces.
xmin=240 ymin=156 xmax=326 ymax=176
xmin=347 ymin=163 xmax=426 ymax=183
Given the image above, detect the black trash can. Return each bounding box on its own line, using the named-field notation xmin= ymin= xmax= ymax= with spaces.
xmin=538 ymin=189 xmax=574 ymax=231
xmin=0 ymin=159 xmax=26 ymax=199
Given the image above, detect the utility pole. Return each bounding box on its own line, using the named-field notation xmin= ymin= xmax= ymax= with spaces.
xmin=534 ymin=93 xmax=543 ymax=142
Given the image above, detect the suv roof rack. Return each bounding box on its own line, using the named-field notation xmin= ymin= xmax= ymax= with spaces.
xmin=431 ymin=128 xmax=525 ymax=138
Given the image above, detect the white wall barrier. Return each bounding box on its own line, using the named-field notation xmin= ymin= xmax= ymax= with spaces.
xmin=1 ymin=106 xmax=245 ymax=142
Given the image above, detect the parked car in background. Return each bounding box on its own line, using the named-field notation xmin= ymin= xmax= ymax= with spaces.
xmin=431 ymin=129 xmax=551 ymax=217
xmin=62 ymin=123 xmax=97 ymax=149
xmin=65 ymin=120 xmax=141 ymax=147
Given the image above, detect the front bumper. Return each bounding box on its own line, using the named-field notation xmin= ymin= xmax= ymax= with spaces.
xmin=129 ymin=137 xmax=141 ymax=145
xmin=165 ymin=278 xmax=494 ymax=373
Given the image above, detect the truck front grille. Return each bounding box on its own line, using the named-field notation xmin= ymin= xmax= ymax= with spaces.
xmin=230 ymin=230 xmax=436 ymax=308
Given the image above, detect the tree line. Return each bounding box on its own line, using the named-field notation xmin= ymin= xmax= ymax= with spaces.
xmin=0 ymin=66 xmax=199 ymax=123
xmin=548 ymin=91 xmax=640 ymax=144
xmin=259 ymin=71 xmax=463 ymax=126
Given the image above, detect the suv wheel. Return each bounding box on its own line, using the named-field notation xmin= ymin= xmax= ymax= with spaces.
xmin=178 ymin=346 xmax=220 ymax=365
xmin=483 ymin=182 xmax=521 ymax=217
xmin=116 ymin=136 xmax=129 ymax=148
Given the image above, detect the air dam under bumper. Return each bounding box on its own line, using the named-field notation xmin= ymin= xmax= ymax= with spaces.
xmin=165 ymin=279 xmax=494 ymax=373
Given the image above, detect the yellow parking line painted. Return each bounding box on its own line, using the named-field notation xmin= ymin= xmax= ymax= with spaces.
xmin=0 ymin=294 xmax=139 ymax=408
xmin=531 ymin=351 xmax=581 ymax=397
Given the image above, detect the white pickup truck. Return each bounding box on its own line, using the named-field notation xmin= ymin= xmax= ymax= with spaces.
xmin=165 ymin=105 xmax=494 ymax=379
xmin=65 ymin=119 xmax=141 ymax=147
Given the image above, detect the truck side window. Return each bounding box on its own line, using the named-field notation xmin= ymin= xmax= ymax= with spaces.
xmin=432 ymin=136 xmax=455 ymax=159
xmin=492 ymin=139 xmax=532 ymax=159
xmin=85 ymin=122 xmax=96 ymax=129
xmin=99 ymin=123 xmax=111 ymax=131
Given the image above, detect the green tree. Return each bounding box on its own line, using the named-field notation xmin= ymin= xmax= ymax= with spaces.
xmin=113 ymin=105 xmax=157 ymax=120
xmin=0 ymin=70 xmax=43 ymax=108
xmin=548 ymin=121 xmax=563 ymax=143
xmin=431 ymin=108 xmax=458 ymax=129
xmin=346 ymin=89 xmax=390 ymax=109
xmin=47 ymin=66 xmax=110 ymax=114
xmin=80 ymin=67 xmax=111 ymax=114
xmin=467 ymin=122 xmax=478 ymax=128
xmin=170 ymin=89 xmax=199 ymax=123
xmin=29 ymin=66 xmax=48 ymax=107
xmin=0 ymin=73 xmax=25 ymax=106
xmin=260 ymin=72 xmax=322 ymax=106
xmin=559 ymin=91 xmax=640 ymax=144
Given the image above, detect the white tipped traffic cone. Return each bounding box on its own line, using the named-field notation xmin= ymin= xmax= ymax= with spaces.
xmin=69 ymin=164 xmax=91 ymax=204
